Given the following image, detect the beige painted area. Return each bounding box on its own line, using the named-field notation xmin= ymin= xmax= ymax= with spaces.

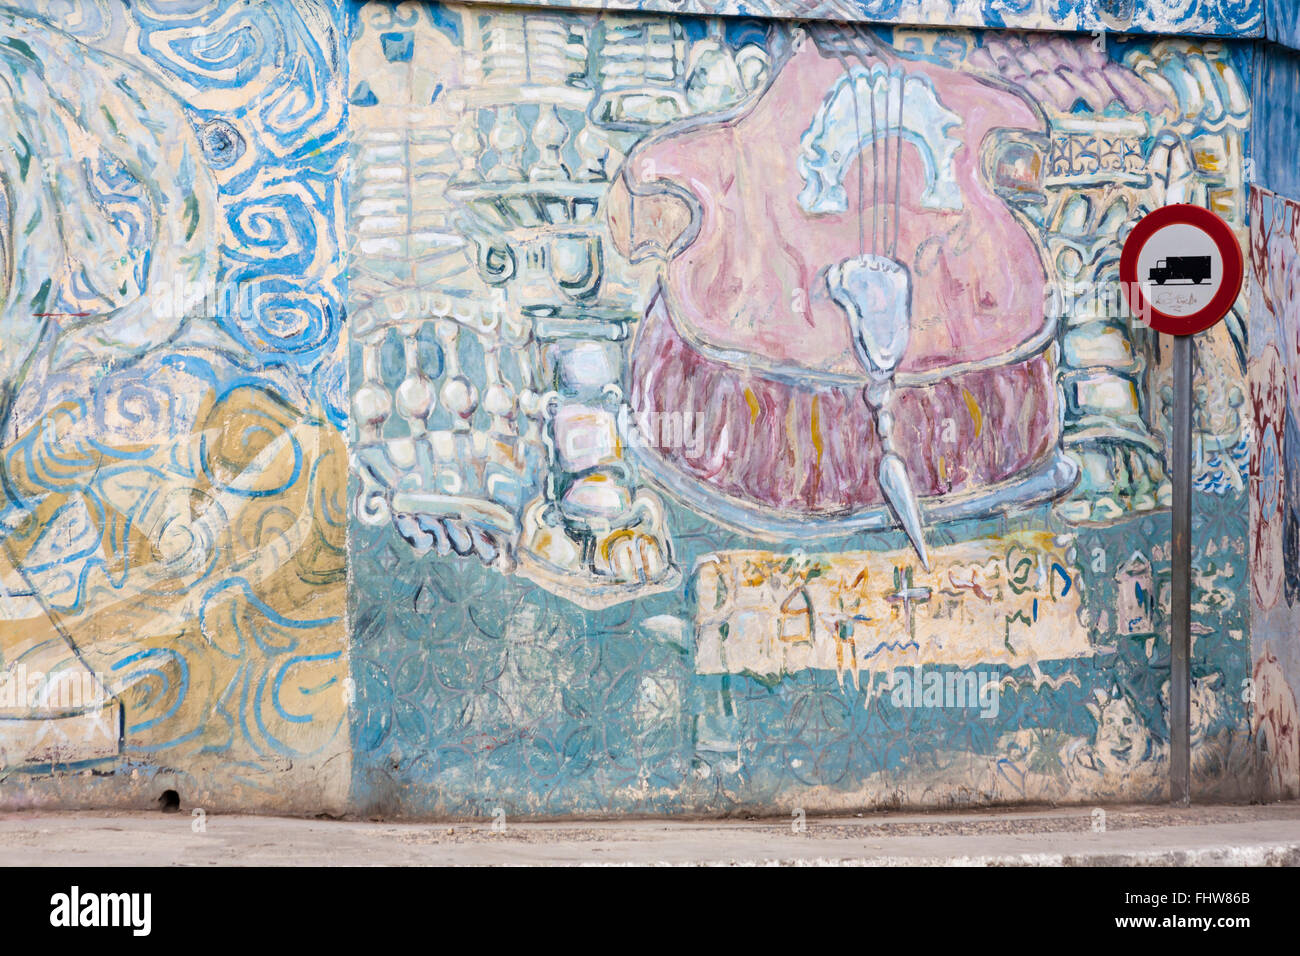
xmin=0 ymin=386 xmax=350 ymax=811
xmin=694 ymin=531 xmax=1090 ymax=681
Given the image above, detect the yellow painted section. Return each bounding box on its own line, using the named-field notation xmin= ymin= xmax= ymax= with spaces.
xmin=694 ymin=531 xmax=1090 ymax=680
xmin=810 ymin=395 xmax=824 ymax=466
xmin=962 ymin=388 xmax=983 ymax=438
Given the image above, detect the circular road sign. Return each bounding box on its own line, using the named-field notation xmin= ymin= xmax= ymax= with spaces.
xmin=1120 ymin=204 xmax=1244 ymax=336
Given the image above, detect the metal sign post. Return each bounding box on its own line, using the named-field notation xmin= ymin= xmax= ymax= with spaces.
xmin=1169 ymin=334 xmax=1192 ymax=805
xmin=1120 ymin=204 xmax=1243 ymax=807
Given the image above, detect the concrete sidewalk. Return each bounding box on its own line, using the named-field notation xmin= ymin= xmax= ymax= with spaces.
xmin=2 ymin=801 xmax=1300 ymax=865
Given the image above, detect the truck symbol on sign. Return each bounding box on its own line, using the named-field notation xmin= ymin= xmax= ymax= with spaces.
xmin=1148 ymin=255 xmax=1212 ymax=285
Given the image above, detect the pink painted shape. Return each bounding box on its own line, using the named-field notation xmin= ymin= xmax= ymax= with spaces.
xmin=625 ymin=42 xmax=1048 ymax=377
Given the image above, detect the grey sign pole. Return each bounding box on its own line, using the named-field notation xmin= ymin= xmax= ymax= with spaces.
xmin=1123 ymin=203 xmax=1241 ymax=807
xmin=1170 ymin=333 xmax=1192 ymax=806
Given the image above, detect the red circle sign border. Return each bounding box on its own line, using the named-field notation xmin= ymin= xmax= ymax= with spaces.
xmin=1119 ymin=204 xmax=1244 ymax=336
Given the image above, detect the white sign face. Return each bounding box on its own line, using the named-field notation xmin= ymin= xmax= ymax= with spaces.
xmin=1134 ymin=222 xmax=1224 ymax=318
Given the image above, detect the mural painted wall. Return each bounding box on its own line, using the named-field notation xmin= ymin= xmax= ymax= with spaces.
xmin=347 ymin=5 xmax=1255 ymax=816
xmin=1248 ymin=183 xmax=1298 ymax=799
xmin=1265 ymin=0 xmax=1300 ymax=50
xmin=1248 ymin=41 xmax=1300 ymax=803
xmin=444 ymin=0 xmax=1266 ymax=38
xmin=0 ymin=0 xmax=350 ymax=811
xmin=0 ymin=0 xmax=1273 ymax=818
xmin=1253 ymin=41 xmax=1300 ymax=200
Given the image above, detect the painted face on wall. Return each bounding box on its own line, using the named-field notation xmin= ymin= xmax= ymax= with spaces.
xmin=1091 ymin=691 xmax=1154 ymax=775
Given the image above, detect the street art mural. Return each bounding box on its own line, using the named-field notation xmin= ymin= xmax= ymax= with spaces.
xmin=1266 ymin=0 xmax=1300 ymax=50
xmin=348 ymin=4 xmax=1254 ymax=815
xmin=445 ymin=0 xmax=1267 ymax=38
xmin=0 ymin=0 xmax=350 ymax=810
xmin=0 ymin=0 xmax=1272 ymax=817
xmin=1249 ymin=185 xmax=1300 ymax=800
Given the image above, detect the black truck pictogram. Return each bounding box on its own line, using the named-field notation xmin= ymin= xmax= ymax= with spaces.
xmin=1148 ymin=255 xmax=1212 ymax=285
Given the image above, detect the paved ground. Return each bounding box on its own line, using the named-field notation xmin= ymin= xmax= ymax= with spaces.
xmin=2 ymin=801 xmax=1300 ymax=865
